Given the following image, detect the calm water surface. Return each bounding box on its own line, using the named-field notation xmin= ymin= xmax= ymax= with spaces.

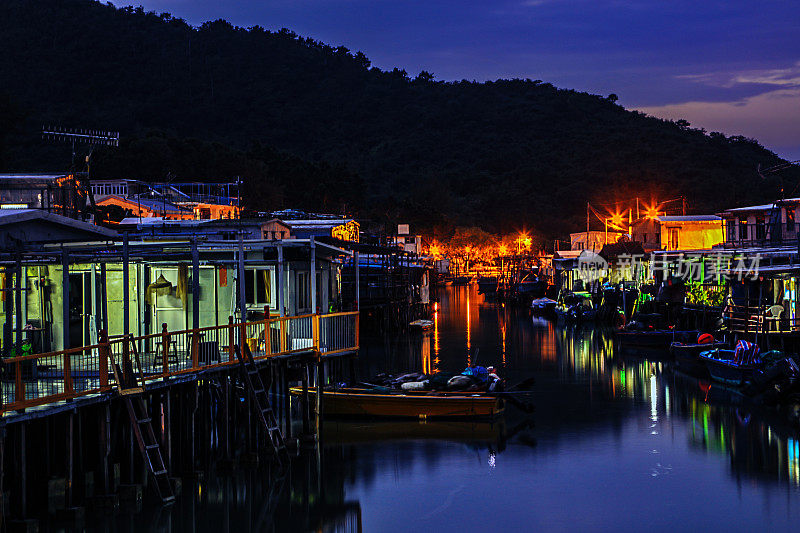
xmin=109 ymin=286 xmax=800 ymax=532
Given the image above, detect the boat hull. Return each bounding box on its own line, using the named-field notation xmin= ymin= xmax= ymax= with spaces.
xmin=699 ymin=350 xmax=758 ymax=386
xmin=617 ymin=330 xmax=699 ymax=349
xmin=670 ymin=342 xmax=726 ymax=376
xmin=291 ymin=388 xmax=505 ymax=419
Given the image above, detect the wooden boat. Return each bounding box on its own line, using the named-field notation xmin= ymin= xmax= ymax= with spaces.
xmin=290 ymin=387 xmax=505 ymax=419
xmin=670 ymin=341 xmax=727 ymax=376
xmin=452 ymin=276 xmax=472 ymax=286
xmin=409 ymin=319 xmax=434 ymax=330
xmin=531 ymin=297 xmax=557 ymax=317
xmin=616 ymin=329 xmax=698 ymax=349
xmin=698 ymin=349 xmax=761 ymax=386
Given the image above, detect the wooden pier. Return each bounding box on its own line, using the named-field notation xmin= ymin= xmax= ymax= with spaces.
xmin=0 ymin=310 xmax=359 ymax=526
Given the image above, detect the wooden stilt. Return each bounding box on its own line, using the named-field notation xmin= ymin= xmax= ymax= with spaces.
xmin=66 ymin=411 xmax=74 ymax=508
xmin=282 ymin=360 xmax=291 ymax=441
xmin=301 ymin=361 xmax=310 ymax=435
xmin=19 ymin=423 xmax=26 ymax=517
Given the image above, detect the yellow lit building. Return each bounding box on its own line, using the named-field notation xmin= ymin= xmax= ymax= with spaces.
xmin=632 ymin=215 xmax=723 ymax=252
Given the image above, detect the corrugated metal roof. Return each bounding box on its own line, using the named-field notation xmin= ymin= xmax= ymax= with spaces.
xmin=0 ymin=209 xmax=116 ymax=236
xmin=119 ymin=217 xmax=212 ymax=227
xmin=287 ymin=219 xmax=354 ymax=227
xmin=656 ymin=215 xmax=721 ymax=222
xmin=99 ymin=195 xmax=190 ymax=213
xmin=722 ymin=199 xmax=800 ymax=213
xmin=0 ymin=173 xmax=68 ymax=180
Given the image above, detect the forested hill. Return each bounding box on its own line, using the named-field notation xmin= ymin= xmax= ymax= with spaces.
xmin=0 ymin=0 xmax=794 ymax=238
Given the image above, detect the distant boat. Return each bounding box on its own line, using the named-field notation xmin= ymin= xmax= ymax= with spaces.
xmin=409 ymin=319 xmax=435 ymax=330
xmin=290 ymin=387 xmax=505 ymax=419
xmin=452 ymin=276 xmax=471 ymax=285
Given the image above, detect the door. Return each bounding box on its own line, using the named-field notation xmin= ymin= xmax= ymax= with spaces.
xmin=668 ymin=228 xmax=679 ymax=250
xmin=68 ymin=272 xmax=93 ymax=349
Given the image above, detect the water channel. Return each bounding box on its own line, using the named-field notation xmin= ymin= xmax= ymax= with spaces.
xmin=96 ymin=285 xmax=800 ymax=531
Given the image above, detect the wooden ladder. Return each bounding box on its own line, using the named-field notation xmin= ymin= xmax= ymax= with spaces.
xmin=110 ymin=336 xmax=175 ymax=505
xmin=235 ymin=344 xmax=289 ymax=464
xmin=123 ymin=394 xmax=175 ymax=505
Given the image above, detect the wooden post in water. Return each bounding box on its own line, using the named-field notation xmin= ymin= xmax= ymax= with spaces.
xmin=164 ymin=391 xmax=172 ymax=471
xmin=223 ymin=376 xmax=230 ymax=460
xmin=19 ymin=423 xmax=26 ymax=518
xmin=301 ymin=360 xmax=310 ymax=435
xmin=315 ymin=351 xmax=323 ymax=440
xmin=65 ymin=410 xmax=74 ymax=508
xmin=282 ymin=359 xmax=291 ymax=441
xmin=100 ymin=403 xmax=110 ymax=494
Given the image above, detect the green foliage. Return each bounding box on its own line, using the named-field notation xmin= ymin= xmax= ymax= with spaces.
xmin=686 ymin=282 xmax=727 ymax=307
xmin=0 ymin=0 xmax=796 ymax=236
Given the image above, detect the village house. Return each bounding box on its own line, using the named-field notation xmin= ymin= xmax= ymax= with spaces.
xmin=569 ymin=231 xmax=623 ymax=252
xmin=0 ymin=212 xmax=354 ymax=357
xmin=631 ymin=215 xmax=723 ymax=252
xmin=96 ymin=195 xmax=193 ymax=220
xmin=718 ymin=198 xmax=800 ymax=248
xmin=0 ymin=173 xmax=93 ymax=219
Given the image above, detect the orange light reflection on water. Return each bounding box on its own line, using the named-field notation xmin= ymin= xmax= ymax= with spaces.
xmin=466 ymin=289 xmax=472 ymax=364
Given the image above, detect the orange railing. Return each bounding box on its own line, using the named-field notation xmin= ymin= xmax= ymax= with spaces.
xmin=0 ymin=311 xmax=359 ymax=413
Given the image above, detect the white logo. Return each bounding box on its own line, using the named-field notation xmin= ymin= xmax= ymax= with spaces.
xmin=577 ymin=251 xmax=608 ymax=283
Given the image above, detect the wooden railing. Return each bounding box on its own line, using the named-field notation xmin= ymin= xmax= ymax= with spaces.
xmin=724 ymin=304 xmax=800 ymax=334
xmin=0 ymin=311 xmax=359 ymax=414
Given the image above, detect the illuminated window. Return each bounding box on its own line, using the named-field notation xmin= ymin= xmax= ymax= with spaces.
xmin=787 ymin=208 xmax=796 ymax=232
xmin=739 ymin=218 xmax=748 ymax=240
xmin=244 ymin=269 xmax=272 ymax=307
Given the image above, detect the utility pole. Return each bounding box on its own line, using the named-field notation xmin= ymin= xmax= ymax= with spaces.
xmin=586 ymin=202 xmax=590 ymax=251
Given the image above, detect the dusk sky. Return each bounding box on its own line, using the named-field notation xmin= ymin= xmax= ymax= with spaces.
xmin=116 ymin=0 xmax=800 ymax=160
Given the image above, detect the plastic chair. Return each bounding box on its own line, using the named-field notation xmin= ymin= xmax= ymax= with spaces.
xmin=765 ymin=305 xmax=784 ymax=331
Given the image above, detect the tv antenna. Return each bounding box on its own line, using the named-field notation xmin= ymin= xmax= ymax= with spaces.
xmin=42 ymin=125 xmax=119 ymax=167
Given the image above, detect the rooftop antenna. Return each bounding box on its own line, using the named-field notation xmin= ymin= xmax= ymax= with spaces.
xmin=42 ymin=125 xmax=119 ymax=221
xmin=42 ymin=125 xmax=119 ymax=168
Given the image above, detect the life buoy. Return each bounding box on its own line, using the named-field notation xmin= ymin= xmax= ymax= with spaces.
xmin=697 ymin=333 xmax=715 ymax=345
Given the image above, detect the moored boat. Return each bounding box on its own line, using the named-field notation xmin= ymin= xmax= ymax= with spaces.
xmin=699 ymin=349 xmax=761 ymax=386
xmin=290 ymin=387 xmax=505 ymax=419
xmin=670 ymin=341 xmax=727 ymax=376
xmin=531 ymin=297 xmax=557 ymax=317
xmin=409 ymin=319 xmax=435 ymax=330
xmin=616 ymin=329 xmax=699 ymax=349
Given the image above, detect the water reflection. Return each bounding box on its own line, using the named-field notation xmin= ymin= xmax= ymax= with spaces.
xmin=111 ymin=285 xmax=800 ymax=531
